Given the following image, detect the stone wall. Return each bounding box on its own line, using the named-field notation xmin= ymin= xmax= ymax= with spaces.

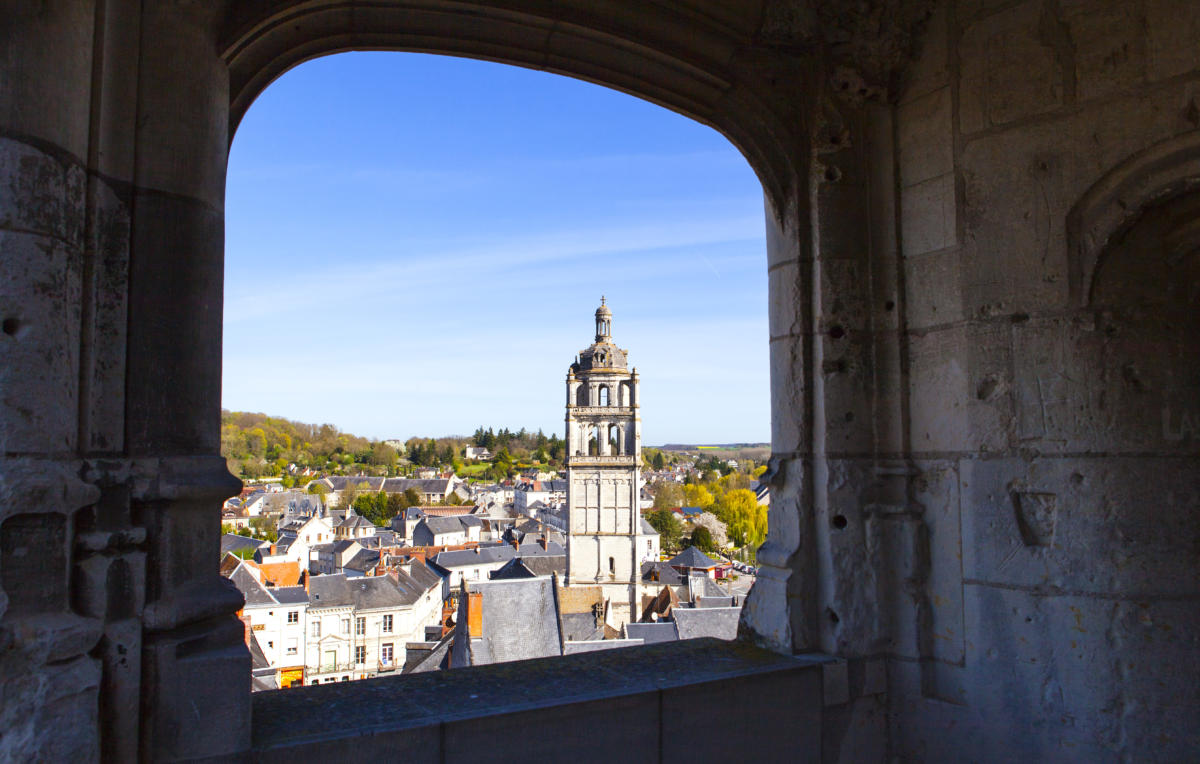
xmin=886 ymin=0 xmax=1200 ymax=758
xmin=1 ymin=1 xmax=1197 ymax=761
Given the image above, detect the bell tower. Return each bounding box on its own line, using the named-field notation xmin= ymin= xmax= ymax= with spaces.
xmin=565 ymin=298 xmax=641 ymax=626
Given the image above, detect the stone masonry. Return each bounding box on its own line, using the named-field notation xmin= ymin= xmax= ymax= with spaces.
xmin=1 ymin=1 xmax=1197 ymax=761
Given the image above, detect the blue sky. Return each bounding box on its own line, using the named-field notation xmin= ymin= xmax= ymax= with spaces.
xmin=224 ymin=52 xmax=768 ymax=444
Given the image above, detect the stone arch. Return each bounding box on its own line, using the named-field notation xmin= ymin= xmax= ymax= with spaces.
xmin=1067 ymin=131 xmax=1200 ymax=306
xmin=598 ymin=385 xmax=610 ymax=407
xmin=218 ymin=0 xmax=810 ymax=210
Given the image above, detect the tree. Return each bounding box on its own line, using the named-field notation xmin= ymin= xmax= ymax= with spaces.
xmin=720 ymin=489 xmax=767 ymax=548
xmin=652 ymin=481 xmax=684 ymax=510
xmin=644 ymin=509 xmax=683 ymax=552
xmin=368 ymin=442 xmax=398 ymax=467
xmin=652 ymin=451 xmax=666 ymax=470
xmin=692 ymin=512 xmax=729 ymax=548
xmin=404 ymin=488 xmax=421 ymax=507
xmin=691 ymin=526 xmax=716 ymax=553
xmin=682 ymin=483 xmax=714 ymax=509
xmin=307 ymin=482 xmax=329 ymax=496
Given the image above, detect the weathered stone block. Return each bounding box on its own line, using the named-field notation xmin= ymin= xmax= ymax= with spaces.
xmin=900 ymin=173 xmax=957 ymax=256
xmin=903 ymin=247 xmax=963 ymax=329
xmin=898 ymin=86 xmax=954 ymax=188
xmin=911 ymin=460 xmax=963 ymax=665
xmin=0 ymin=231 xmax=81 ymax=454
xmin=768 ymin=259 xmax=804 ymax=339
xmin=906 ymin=326 xmax=969 ymax=453
xmin=960 ymin=456 xmax=1200 ymax=595
xmin=958 ymin=0 xmax=1068 ymax=133
xmin=0 ymin=137 xmax=86 ymax=247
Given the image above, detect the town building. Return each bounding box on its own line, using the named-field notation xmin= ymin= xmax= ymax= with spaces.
xmin=563 ymin=300 xmax=643 ymax=627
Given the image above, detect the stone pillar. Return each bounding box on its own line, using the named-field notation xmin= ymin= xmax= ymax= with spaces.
xmin=123 ymin=4 xmax=251 ymax=758
xmin=0 ymin=3 xmax=249 ymax=760
xmin=2 ymin=3 xmax=114 ymax=759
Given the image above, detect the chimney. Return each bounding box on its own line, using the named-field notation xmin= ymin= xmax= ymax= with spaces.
xmin=468 ymin=592 xmax=484 ymax=637
xmin=540 ymin=534 xmax=548 ymax=551
xmin=269 ymin=544 xmax=277 ymax=555
xmin=302 ymin=570 xmax=310 ymax=594
xmin=511 ymin=538 xmax=520 ymax=551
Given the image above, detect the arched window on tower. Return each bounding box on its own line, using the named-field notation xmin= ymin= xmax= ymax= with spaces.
xmin=576 ymin=386 xmax=588 ymax=406
xmin=608 ymin=424 xmax=620 ymax=455
xmin=609 ymin=556 xmax=615 ymax=577
xmin=589 ymin=429 xmax=600 ymax=456
xmin=598 ymin=386 xmax=609 ymax=406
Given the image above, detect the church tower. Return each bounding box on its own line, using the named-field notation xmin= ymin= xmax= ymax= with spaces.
xmin=565 ymin=298 xmax=641 ymax=626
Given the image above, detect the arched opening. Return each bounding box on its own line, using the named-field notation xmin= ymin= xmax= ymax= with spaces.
xmin=608 ymin=424 xmax=621 ymax=455
xmin=575 ymin=386 xmax=588 ymax=407
xmin=598 ymin=386 xmax=610 ymax=407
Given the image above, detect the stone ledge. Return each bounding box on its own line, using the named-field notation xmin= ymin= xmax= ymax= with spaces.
xmin=250 ymin=639 xmax=828 ymax=761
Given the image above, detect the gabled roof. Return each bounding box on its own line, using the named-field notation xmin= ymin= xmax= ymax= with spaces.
xmin=489 ymin=558 xmax=538 ymax=580
xmin=639 ymin=518 xmax=658 ymax=535
xmin=668 ymin=546 xmax=719 ymax=569
xmin=418 ymin=516 xmax=468 ymax=536
xmin=229 ymin=564 xmax=276 ymax=607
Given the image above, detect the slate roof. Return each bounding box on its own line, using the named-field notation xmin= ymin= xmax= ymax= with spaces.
xmin=671 ymin=607 xmax=741 ymax=640
xmin=639 ymin=518 xmax=658 ymax=535
xmin=420 ymin=516 xmax=470 ymax=536
xmin=695 ymin=596 xmax=736 ymax=608
xmin=343 ymin=549 xmax=380 ymax=574
xmin=221 ymin=533 xmax=265 ymax=557
xmin=690 ymin=573 xmax=728 ymax=600
xmin=306 ymin=562 xmax=443 ymax=611
xmin=641 ymin=561 xmax=684 ymax=585
xmin=403 ymin=633 xmax=454 ymax=674
xmin=382 ymin=478 xmax=452 ymax=494
xmin=489 ymin=558 xmax=537 ymax=580
xmin=338 ymin=514 xmax=374 ymax=531
xmin=328 ymin=476 xmax=385 ymax=491
xmin=669 ymin=546 xmax=719 ymax=569
xmin=561 ymin=639 xmax=643 ymax=654
xmin=230 ymin=565 xmax=276 ymax=607
xmin=434 ymin=541 xmax=566 ymax=569
xmin=471 ymin=578 xmax=561 ymax=664
xmin=560 ymin=612 xmax=604 ymax=642
xmin=272 ymin=585 xmax=309 ymax=605
xmin=248 ymin=632 xmax=271 ymax=670
xmin=624 ymin=622 xmax=680 ymax=644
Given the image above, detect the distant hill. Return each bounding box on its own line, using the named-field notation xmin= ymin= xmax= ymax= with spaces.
xmin=658 ymin=443 xmax=770 ymax=451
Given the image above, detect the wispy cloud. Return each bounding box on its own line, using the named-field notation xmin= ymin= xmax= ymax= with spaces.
xmin=224 ymin=213 xmax=763 ymax=323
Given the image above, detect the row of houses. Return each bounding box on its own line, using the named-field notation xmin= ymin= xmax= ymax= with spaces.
xmin=228 ymin=555 xmax=445 ymax=690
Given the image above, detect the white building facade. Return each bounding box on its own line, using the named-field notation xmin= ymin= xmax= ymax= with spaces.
xmin=564 ymin=299 xmax=642 ymax=626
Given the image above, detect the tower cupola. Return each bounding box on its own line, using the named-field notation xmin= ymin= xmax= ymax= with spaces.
xmin=595 ymin=296 xmax=612 ymax=341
